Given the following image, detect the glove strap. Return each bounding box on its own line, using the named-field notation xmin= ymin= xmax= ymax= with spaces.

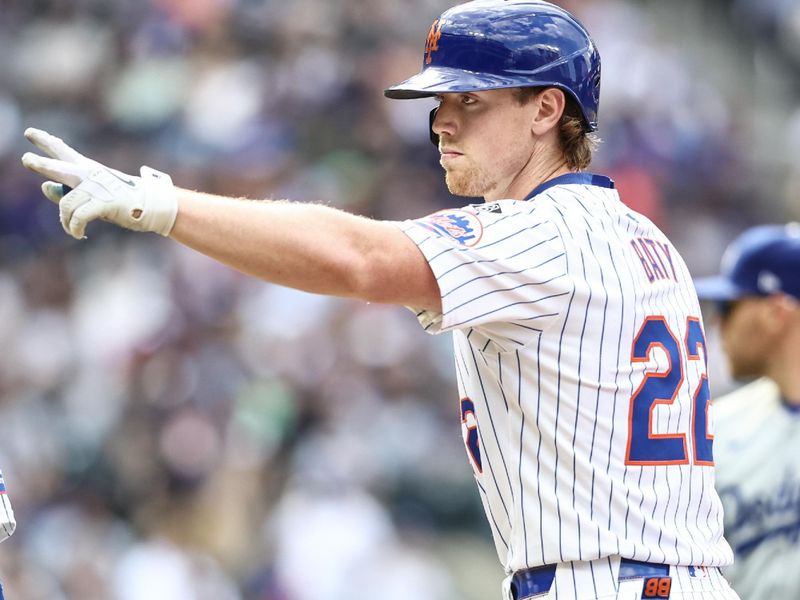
xmin=140 ymin=166 xmax=178 ymax=236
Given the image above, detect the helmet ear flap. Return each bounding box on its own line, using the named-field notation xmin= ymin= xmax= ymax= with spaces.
xmin=429 ymin=107 xmax=439 ymax=147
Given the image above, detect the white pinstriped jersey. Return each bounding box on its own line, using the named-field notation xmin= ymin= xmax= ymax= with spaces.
xmin=714 ymin=378 xmax=800 ymax=600
xmin=0 ymin=470 xmax=15 ymax=543
xmin=398 ymin=173 xmax=734 ymax=574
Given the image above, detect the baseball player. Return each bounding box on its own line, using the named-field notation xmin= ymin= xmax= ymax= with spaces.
xmin=21 ymin=1 xmax=740 ymax=598
xmin=694 ymin=224 xmax=800 ymax=600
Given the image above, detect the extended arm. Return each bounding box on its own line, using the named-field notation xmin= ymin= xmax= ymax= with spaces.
xmin=170 ymin=190 xmax=441 ymax=309
xmin=21 ymin=128 xmax=441 ymax=311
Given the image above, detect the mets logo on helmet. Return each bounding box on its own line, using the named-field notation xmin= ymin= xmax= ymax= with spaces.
xmin=425 ymin=19 xmax=442 ymax=64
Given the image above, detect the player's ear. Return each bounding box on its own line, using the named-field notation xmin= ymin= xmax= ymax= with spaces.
xmin=761 ymin=293 xmax=797 ymax=334
xmin=772 ymin=293 xmax=800 ymax=319
xmin=530 ymin=87 xmax=566 ymax=136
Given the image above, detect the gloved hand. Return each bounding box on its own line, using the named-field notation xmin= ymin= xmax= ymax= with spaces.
xmin=21 ymin=128 xmax=178 ymax=239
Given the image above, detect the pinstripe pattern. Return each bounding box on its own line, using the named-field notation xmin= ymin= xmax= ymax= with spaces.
xmin=0 ymin=470 xmax=16 ymax=543
xmin=397 ymin=176 xmax=734 ymax=586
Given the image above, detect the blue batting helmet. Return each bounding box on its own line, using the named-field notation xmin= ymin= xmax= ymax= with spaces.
xmin=694 ymin=223 xmax=800 ymax=302
xmin=384 ymin=0 xmax=601 ymax=131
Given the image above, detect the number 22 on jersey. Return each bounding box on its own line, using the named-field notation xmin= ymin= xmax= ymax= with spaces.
xmin=626 ymin=316 xmax=714 ymax=466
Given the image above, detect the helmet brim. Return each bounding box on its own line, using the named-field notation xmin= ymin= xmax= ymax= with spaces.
xmin=693 ymin=276 xmax=746 ymax=302
xmin=384 ymin=66 xmax=532 ymax=99
xmin=384 ymin=65 xmax=598 ymax=131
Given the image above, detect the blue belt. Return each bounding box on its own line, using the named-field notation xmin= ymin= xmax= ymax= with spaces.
xmin=511 ymin=558 xmax=670 ymax=599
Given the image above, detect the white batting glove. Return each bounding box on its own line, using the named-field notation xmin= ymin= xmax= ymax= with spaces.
xmin=21 ymin=127 xmax=178 ymax=240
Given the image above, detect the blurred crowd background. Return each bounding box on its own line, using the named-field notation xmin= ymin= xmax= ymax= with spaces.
xmin=0 ymin=0 xmax=799 ymax=598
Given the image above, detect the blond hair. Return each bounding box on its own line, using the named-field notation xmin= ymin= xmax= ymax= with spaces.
xmin=513 ymin=87 xmax=599 ymax=171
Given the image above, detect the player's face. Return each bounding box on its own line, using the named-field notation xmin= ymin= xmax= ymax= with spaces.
xmin=718 ymin=297 xmax=773 ymax=378
xmin=431 ymin=89 xmax=540 ymax=200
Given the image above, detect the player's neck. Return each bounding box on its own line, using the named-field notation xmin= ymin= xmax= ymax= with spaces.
xmin=771 ymin=372 xmax=800 ymax=407
xmin=483 ymin=150 xmax=572 ymax=202
xmin=767 ymin=336 xmax=800 ymax=406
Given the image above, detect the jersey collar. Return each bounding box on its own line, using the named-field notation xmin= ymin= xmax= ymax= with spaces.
xmin=781 ymin=397 xmax=800 ymax=414
xmin=524 ymin=172 xmax=615 ymax=201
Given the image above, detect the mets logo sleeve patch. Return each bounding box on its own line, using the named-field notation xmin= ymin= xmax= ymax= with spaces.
xmin=396 ymin=202 xmax=570 ymax=342
xmin=414 ymin=209 xmax=484 ymax=247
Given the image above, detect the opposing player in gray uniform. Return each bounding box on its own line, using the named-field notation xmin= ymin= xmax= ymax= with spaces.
xmin=21 ymin=1 xmax=740 ymax=598
xmin=694 ymin=223 xmax=800 ymax=600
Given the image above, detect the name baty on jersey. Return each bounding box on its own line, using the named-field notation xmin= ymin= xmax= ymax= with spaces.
xmin=631 ymin=236 xmax=679 ymax=283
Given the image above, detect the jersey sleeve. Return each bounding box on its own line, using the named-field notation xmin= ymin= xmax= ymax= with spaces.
xmin=396 ymin=204 xmax=570 ymax=345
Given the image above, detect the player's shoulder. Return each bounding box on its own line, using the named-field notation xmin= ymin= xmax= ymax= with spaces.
xmin=411 ymin=200 xmax=557 ymax=248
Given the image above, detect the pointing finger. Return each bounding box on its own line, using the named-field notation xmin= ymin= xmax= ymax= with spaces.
xmin=21 ymin=153 xmax=86 ymax=187
xmin=23 ymin=127 xmax=86 ymax=163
